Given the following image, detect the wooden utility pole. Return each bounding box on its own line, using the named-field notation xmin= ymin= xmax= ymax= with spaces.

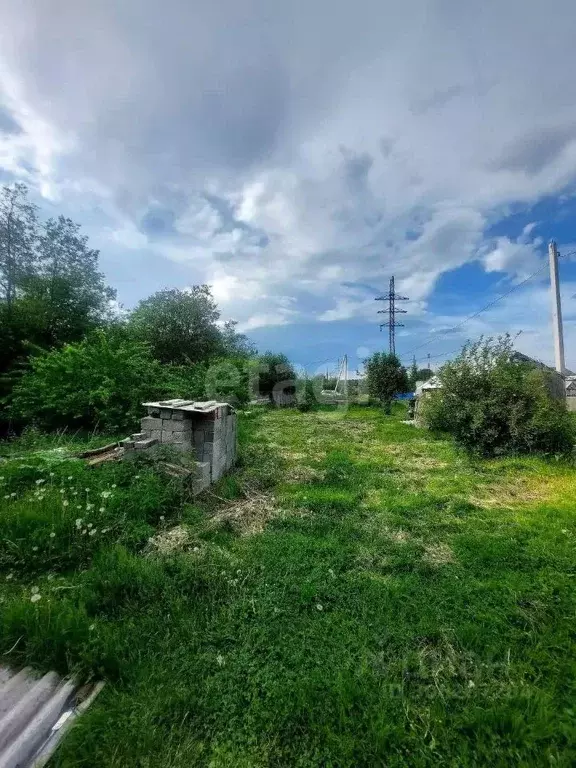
xmin=548 ymin=241 xmax=566 ymax=374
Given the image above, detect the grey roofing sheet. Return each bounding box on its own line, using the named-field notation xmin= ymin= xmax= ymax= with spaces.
xmin=0 ymin=666 xmax=103 ymax=768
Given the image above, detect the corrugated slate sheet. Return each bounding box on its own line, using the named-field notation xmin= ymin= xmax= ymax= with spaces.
xmin=0 ymin=666 xmax=103 ymax=768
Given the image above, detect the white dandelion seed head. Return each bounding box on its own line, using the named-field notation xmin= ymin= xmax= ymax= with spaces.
xmin=89 ymin=529 xmax=96 ymax=536
xmin=63 ymin=500 xmax=69 ymax=507
xmin=316 ymin=604 xmax=323 ymax=611
xmin=10 ymin=492 xmax=16 ymax=497
xmin=67 ymin=476 xmax=73 ymax=481
xmin=89 ymin=624 xmax=95 ymax=631
xmin=30 ymin=593 xmax=41 ymax=603
xmin=159 ymin=515 xmax=165 ymax=521
xmin=216 ymin=654 xmax=225 ymax=667
xmin=87 ymin=523 xmax=93 ymax=528
xmin=32 ymin=546 xmax=38 ymax=551
xmin=99 ymin=507 xmax=105 ymax=512
xmin=49 ymin=532 xmax=56 ymax=538
xmin=31 ymin=586 xmax=39 ymax=594
xmin=60 ymin=489 xmax=65 ymax=494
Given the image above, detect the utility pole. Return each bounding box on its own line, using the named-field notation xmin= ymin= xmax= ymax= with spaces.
xmin=548 ymin=241 xmax=566 ymax=374
xmin=376 ymin=276 xmax=408 ymax=355
xmin=427 ymin=353 xmax=431 ymax=372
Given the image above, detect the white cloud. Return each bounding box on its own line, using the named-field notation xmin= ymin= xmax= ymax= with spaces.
xmin=1 ymin=0 xmax=576 ymax=334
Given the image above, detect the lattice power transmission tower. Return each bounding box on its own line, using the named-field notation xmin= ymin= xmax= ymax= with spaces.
xmin=375 ymin=277 xmax=409 ymax=355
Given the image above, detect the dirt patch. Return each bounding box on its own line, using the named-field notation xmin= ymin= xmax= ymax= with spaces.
xmin=422 ymin=542 xmax=455 ymax=566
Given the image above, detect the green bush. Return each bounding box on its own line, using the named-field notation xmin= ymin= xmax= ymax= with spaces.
xmin=423 ymin=336 xmax=574 ymax=456
xmin=297 ymin=378 xmax=317 ymax=412
xmin=9 ymin=331 xmax=167 ymax=432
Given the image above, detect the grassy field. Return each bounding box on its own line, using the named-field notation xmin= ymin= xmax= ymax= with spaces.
xmin=1 ymin=404 xmax=575 ymax=766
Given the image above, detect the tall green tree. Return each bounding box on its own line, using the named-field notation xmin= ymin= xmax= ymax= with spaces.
xmin=365 ymin=352 xmax=409 ymax=413
xmin=0 ymin=184 xmax=38 ymax=309
xmin=256 ymin=352 xmax=296 ymax=404
xmin=128 ymin=287 xmax=224 ymax=365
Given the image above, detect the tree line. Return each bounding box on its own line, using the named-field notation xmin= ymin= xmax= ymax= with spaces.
xmin=0 ymin=184 xmax=291 ymax=434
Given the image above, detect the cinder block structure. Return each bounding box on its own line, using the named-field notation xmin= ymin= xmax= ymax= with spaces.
xmin=121 ymin=399 xmax=237 ymax=493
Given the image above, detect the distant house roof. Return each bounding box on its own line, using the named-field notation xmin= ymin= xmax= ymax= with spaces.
xmin=415 ymin=376 xmax=442 ymax=395
xmin=511 ymin=352 xmax=574 ymax=377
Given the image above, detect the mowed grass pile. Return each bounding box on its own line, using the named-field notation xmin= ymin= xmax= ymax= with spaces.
xmin=1 ymin=406 xmax=575 ymax=766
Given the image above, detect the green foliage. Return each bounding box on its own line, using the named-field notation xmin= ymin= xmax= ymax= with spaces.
xmin=365 ymin=351 xmax=409 ymax=412
xmin=256 ymin=351 xmax=296 ymax=403
xmin=9 ymin=331 xmax=166 ymax=432
xmin=423 ymin=336 xmax=575 ymax=456
xmin=128 ymin=286 xmax=225 ymax=365
xmin=297 ymin=377 xmax=317 ymax=412
xmin=408 ymin=361 xmax=433 ymax=390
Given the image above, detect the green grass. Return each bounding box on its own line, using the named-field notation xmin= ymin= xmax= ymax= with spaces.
xmin=1 ymin=405 xmax=575 ymax=766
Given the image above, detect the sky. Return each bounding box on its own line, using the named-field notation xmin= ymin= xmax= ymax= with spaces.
xmin=1 ymin=0 xmax=576 ymax=376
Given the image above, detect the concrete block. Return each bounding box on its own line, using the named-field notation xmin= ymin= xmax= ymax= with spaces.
xmin=120 ymin=438 xmax=135 ymax=448
xmin=135 ymin=438 xmax=159 ymax=450
xmin=160 ymin=408 xmax=173 ymax=419
xmin=142 ymin=416 xmax=162 ymax=431
xmin=168 ymin=420 xmax=192 ymax=433
xmin=132 ymin=432 xmax=147 ymax=441
xmin=171 ymin=410 xmax=185 ymax=420
xmin=147 ymin=407 xmax=161 ymax=417
xmin=150 ymin=430 xmax=162 ymax=441
xmin=162 ymin=432 xmax=192 ymax=445
xmin=195 ymin=461 xmax=211 ymax=481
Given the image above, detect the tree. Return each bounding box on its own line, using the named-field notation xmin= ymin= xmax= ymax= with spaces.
xmin=256 ymin=352 xmax=296 ymax=404
xmin=220 ymin=319 xmax=256 ymax=358
xmin=35 ymin=216 xmax=115 ymax=340
xmin=0 ymin=184 xmax=38 ymax=309
xmin=128 ymin=287 xmax=224 ymax=365
xmin=365 ymin=352 xmax=409 ymax=413
xmin=423 ymin=336 xmax=574 ymax=456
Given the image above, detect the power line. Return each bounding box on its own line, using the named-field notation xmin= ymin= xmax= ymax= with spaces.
xmin=376 ymin=276 xmax=408 ymax=355
xmin=401 ymin=250 xmax=576 ymax=360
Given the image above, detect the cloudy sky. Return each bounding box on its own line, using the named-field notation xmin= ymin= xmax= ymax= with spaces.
xmin=2 ymin=0 xmax=576 ymax=374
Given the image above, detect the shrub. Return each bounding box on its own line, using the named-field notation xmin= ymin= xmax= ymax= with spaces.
xmin=423 ymin=336 xmax=574 ymax=456
xmin=365 ymin=352 xmax=409 ymax=413
xmin=297 ymin=378 xmax=317 ymax=412
xmin=9 ymin=331 xmax=167 ymax=432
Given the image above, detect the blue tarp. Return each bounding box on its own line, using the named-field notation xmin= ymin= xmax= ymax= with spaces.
xmin=394 ymin=392 xmax=415 ymax=400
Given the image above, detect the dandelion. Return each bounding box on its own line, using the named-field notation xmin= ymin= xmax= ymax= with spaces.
xmin=32 ymin=546 xmax=38 ymax=552
xmin=193 ymin=547 xmax=199 ymax=552
xmin=236 ymin=569 xmax=241 ymax=575
xmin=89 ymin=529 xmax=97 ymax=536
xmin=76 ymin=505 xmax=82 ymax=510
xmin=35 ymin=479 xmax=45 ymax=485
xmin=10 ymin=492 xmax=16 ymax=498
xmin=3 ymin=495 xmax=9 ymax=500
xmin=31 ymin=593 xmax=41 ymax=603
xmin=101 ymin=491 xmax=111 ymax=499
xmin=101 ymin=528 xmax=109 ymax=534
xmin=328 ymin=568 xmax=335 ymax=578
xmin=49 ymin=472 xmax=55 ymax=477
xmin=73 ymin=491 xmax=78 ymax=496
xmin=159 ymin=515 xmax=165 ymax=521
xmin=6 ymin=573 xmax=13 ymax=581
xmin=31 ymin=586 xmax=39 ymax=594
xmin=49 ymin=532 xmax=56 ymax=538
xmin=60 ymin=489 xmax=65 ymax=494
xmin=135 ymin=475 xmax=140 ymax=479
xmin=63 ymin=500 xmax=69 ymax=507
xmin=561 ymin=529 xmax=568 ymax=534
xmin=316 ymin=604 xmax=323 ymax=611
xmin=111 ymin=484 xmax=117 ymax=489
xmin=468 ymin=680 xmax=475 ymax=688
xmin=89 ymin=624 xmax=95 ymax=631
xmin=99 ymin=507 xmax=105 ymax=512
xmin=216 ymin=654 xmax=225 ymax=667
xmin=87 ymin=522 xmax=93 ymax=528
xmin=86 ymin=503 xmax=94 ymax=511
xmin=85 ymin=488 xmax=90 ymax=493
xmin=67 ymin=476 xmax=73 ymax=481
xmin=82 ymin=529 xmax=87 ymax=535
